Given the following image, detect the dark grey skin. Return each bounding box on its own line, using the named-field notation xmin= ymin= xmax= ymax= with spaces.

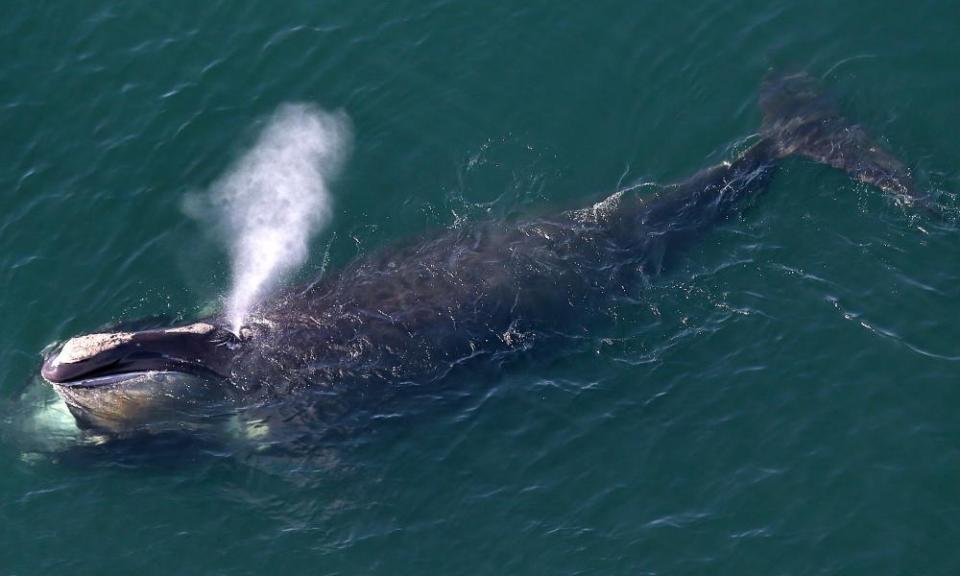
xmin=41 ymin=72 xmax=925 ymax=435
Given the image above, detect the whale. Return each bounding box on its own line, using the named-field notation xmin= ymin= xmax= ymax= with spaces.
xmin=40 ymin=72 xmax=927 ymax=436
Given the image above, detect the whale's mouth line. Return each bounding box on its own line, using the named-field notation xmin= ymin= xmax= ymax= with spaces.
xmin=41 ymin=348 xmax=229 ymax=388
xmin=40 ymin=342 xmax=230 ymax=387
xmin=48 ymin=365 xmax=214 ymax=389
xmin=40 ymin=323 xmax=237 ymax=389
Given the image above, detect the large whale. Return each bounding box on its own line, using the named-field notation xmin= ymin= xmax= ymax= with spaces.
xmin=40 ymin=72 xmax=926 ymax=436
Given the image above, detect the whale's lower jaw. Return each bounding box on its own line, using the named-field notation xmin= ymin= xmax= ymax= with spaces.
xmin=51 ymin=370 xmax=227 ymax=434
xmin=38 ymin=321 xmax=242 ymax=433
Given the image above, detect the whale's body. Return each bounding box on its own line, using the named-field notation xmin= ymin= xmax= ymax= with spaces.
xmin=40 ymin=72 xmax=925 ymax=435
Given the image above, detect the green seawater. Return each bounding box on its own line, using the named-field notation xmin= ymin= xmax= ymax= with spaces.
xmin=2 ymin=1 xmax=960 ymax=574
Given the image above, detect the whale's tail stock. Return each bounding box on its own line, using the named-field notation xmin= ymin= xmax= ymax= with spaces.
xmin=628 ymin=70 xmax=933 ymax=242
xmin=759 ymin=71 xmax=931 ymax=209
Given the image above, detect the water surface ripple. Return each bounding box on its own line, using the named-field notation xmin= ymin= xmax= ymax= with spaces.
xmin=2 ymin=1 xmax=960 ymax=574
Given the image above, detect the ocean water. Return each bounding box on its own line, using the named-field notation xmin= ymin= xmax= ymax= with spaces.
xmin=2 ymin=1 xmax=960 ymax=574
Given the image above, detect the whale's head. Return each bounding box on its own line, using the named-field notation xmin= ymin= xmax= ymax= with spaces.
xmin=41 ymin=321 xmax=246 ymax=433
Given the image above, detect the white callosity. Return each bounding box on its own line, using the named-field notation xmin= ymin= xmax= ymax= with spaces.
xmin=53 ymin=323 xmax=215 ymax=365
xmin=55 ymin=332 xmax=135 ymax=365
xmin=163 ymin=322 xmax=215 ymax=335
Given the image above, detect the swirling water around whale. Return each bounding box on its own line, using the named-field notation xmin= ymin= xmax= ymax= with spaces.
xmin=3 ymin=1 xmax=960 ymax=574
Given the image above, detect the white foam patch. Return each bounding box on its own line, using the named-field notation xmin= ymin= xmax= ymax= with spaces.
xmin=29 ymin=397 xmax=79 ymax=437
xmin=8 ymin=386 xmax=84 ymax=460
xmin=187 ymin=104 xmax=352 ymax=333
